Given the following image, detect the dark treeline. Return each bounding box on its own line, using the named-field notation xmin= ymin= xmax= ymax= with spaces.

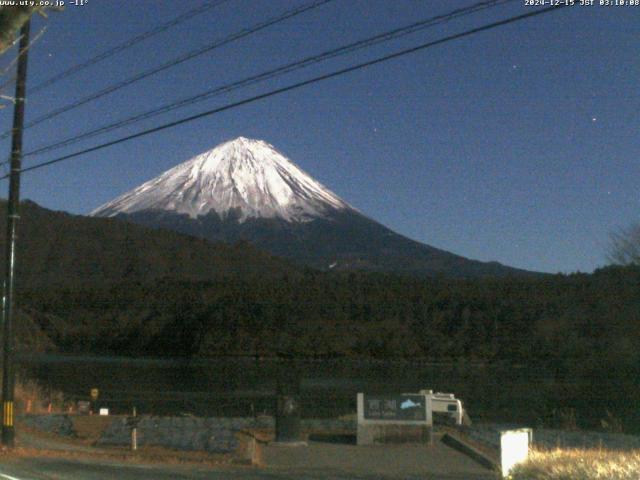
xmin=19 ymin=265 xmax=640 ymax=367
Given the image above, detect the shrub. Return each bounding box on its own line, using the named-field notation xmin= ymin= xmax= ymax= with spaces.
xmin=13 ymin=378 xmax=65 ymax=414
xmin=509 ymin=448 xmax=640 ymax=480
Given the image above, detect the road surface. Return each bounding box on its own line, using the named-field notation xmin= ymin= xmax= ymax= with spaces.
xmin=5 ymin=428 xmax=497 ymax=479
xmin=0 ymin=441 xmax=497 ymax=480
xmin=0 ymin=459 xmax=496 ymax=480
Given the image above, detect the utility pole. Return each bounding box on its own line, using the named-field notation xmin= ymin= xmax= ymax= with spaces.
xmin=1 ymin=19 xmax=31 ymax=448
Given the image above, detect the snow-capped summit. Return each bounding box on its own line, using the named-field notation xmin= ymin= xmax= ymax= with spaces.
xmin=91 ymin=137 xmax=351 ymax=222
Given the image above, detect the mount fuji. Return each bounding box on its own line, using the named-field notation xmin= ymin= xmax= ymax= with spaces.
xmin=92 ymin=137 xmax=532 ymax=277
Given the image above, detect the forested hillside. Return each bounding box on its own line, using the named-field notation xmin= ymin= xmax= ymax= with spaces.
xmin=19 ymin=266 xmax=640 ymax=368
xmin=0 ymin=200 xmax=297 ymax=289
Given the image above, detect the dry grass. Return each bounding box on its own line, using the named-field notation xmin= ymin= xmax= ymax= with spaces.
xmin=0 ymin=443 xmax=238 ymax=468
xmin=509 ymin=448 xmax=640 ymax=480
xmin=14 ymin=378 xmax=65 ymax=414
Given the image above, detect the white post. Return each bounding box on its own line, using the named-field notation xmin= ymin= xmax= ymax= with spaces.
xmin=131 ymin=406 xmax=137 ymax=451
xmin=500 ymin=428 xmax=531 ymax=477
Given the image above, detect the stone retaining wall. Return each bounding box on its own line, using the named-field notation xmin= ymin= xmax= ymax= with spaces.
xmin=97 ymin=416 xmax=242 ymax=453
xmin=19 ymin=414 xmax=357 ymax=453
xmin=97 ymin=416 xmax=356 ymax=452
xmin=19 ymin=414 xmax=75 ymax=436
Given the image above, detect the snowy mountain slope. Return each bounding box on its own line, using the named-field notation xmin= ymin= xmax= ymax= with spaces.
xmin=92 ymin=137 xmax=351 ymax=222
xmin=92 ymin=137 xmax=537 ymax=278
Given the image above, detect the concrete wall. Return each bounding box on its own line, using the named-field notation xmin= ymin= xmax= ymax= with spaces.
xmin=357 ymin=423 xmax=433 ymax=445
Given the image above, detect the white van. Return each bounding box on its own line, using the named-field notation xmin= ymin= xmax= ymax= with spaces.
xmin=418 ymin=389 xmax=464 ymax=425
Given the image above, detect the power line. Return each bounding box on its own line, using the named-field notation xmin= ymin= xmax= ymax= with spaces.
xmin=2 ymin=4 xmax=568 ymax=181
xmin=0 ymin=74 xmax=16 ymax=96
xmin=0 ymin=0 xmax=333 ymax=140
xmin=0 ymin=26 xmax=47 ymax=78
xmin=29 ymin=0 xmax=230 ymax=95
xmin=0 ymin=26 xmax=47 ymax=102
xmin=23 ymin=0 xmax=516 ymax=159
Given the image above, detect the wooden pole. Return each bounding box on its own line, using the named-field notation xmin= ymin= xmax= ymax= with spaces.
xmin=1 ymin=19 xmax=30 ymax=448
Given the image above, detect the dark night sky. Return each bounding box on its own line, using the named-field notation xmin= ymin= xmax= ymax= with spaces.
xmin=0 ymin=0 xmax=637 ymax=273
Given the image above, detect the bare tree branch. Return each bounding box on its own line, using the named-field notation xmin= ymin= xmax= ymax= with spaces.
xmin=0 ymin=6 xmax=35 ymax=52
xmin=608 ymin=224 xmax=640 ymax=266
xmin=0 ymin=5 xmax=61 ymax=54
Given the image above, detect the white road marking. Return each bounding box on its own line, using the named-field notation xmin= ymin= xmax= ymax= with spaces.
xmin=0 ymin=473 xmax=25 ymax=480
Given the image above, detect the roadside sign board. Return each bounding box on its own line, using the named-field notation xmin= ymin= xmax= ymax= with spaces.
xmin=357 ymin=393 xmax=433 ymax=445
xmin=77 ymin=400 xmax=90 ymax=415
xmin=363 ymin=394 xmax=428 ymax=422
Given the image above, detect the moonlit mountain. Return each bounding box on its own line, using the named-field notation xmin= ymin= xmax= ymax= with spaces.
xmin=92 ymin=137 xmax=350 ymax=222
xmin=92 ymin=137 xmax=534 ymax=278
